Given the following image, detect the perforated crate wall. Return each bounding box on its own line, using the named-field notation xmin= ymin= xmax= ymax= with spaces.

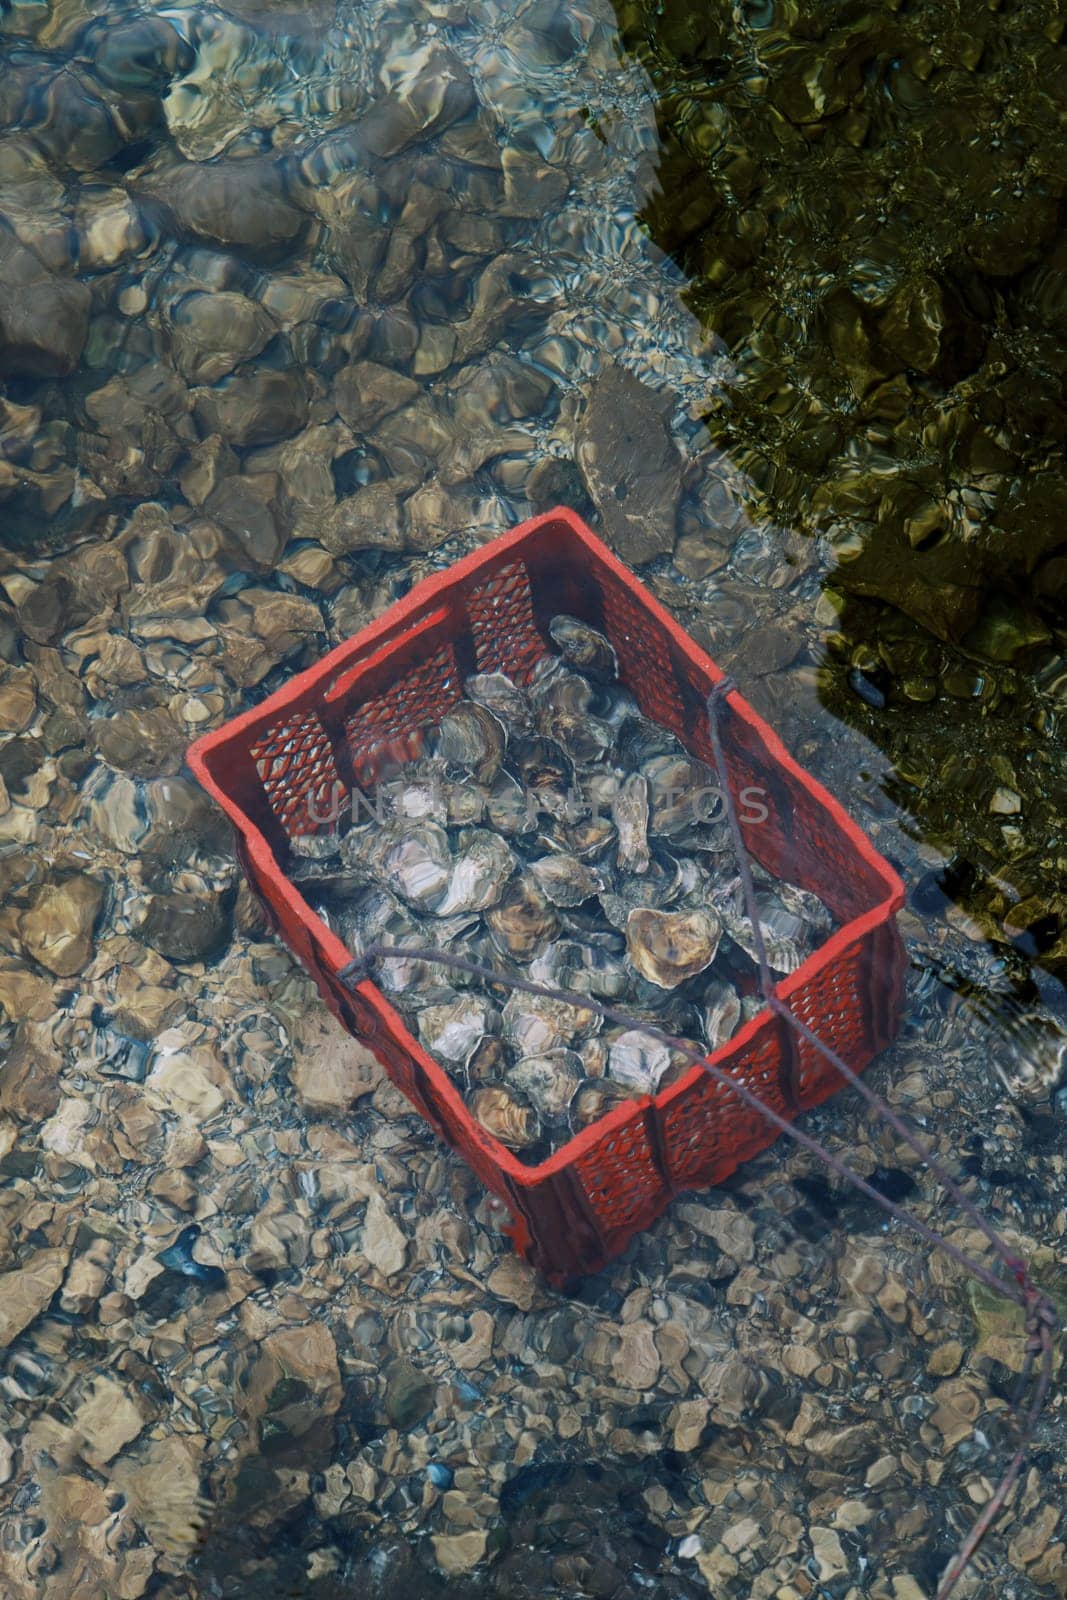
xmin=190 ymin=509 xmax=905 ymax=1282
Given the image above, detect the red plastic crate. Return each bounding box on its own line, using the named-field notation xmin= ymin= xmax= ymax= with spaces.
xmin=189 ymin=509 xmax=905 ymax=1280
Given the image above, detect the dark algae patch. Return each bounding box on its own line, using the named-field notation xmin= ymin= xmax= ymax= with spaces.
xmin=614 ymin=0 xmax=1066 ymax=641
xmin=613 ymin=0 xmax=1067 ymax=977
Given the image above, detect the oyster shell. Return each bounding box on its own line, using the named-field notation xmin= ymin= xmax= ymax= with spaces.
xmin=485 ymin=771 xmax=536 ymax=836
xmin=468 ymin=1085 xmax=541 ymax=1150
xmin=433 ymin=827 xmax=515 ymax=916
xmin=433 ymin=701 xmax=505 ymax=783
xmin=571 ymin=1078 xmax=641 ymax=1129
xmin=392 ymin=771 xmax=448 ymax=823
xmin=572 ymin=941 xmax=630 ymax=1001
xmin=502 ymin=988 xmax=600 ymax=1056
xmin=616 ymin=716 xmax=683 ymax=768
xmin=533 ymin=671 xmax=618 ymax=763
xmin=531 ymin=667 xmax=594 ymax=719
xmin=598 ymin=850 xmax=683 ymax=930
xmin=419 ymin=996 xmax=499 ymax=1065
xmin=608 ymin=1029 xmax=672 ymax=1094
xmin=527 ymin=939 xmax=583 ymax=990
xmin=643 ymin=754 xmax=717 ymax=837
xmin=363 ymin=820 xmax=451 ymax=911
xmin=549 ymin=614 xmax=618 ymax=682
xmin=716 ymin=883 xmax=819 ymax=975
xmin=585 ymin=769 xmax=622 ymax=814
xmin=579 ymin=1035 xmax=609 ymax=1078
xmin=378 ymin=946 xmax=454 ymax=998
xmin=702 ymin=975 xmax=742 ymax=1052
xmin=529 ymin=852 xmax=604 ymax=908
xmin=776 ymin=878 xmax=835 ymax=935
xmin=467 ymin=1033 xmax=505 ymax=1084
xmin=615 ymin=772 xmax=650 ymax=874
xmin=508 ymin=734 xmax=574 ymax=819
xmin=289 ymin=832 xmax=343 ymax=864
xmin=486 ymin=874 xmax=560 ymax=960
xmin=445 ymin=780 xmax=486 ymax=827
xmin=565 ymin=813 xmax=616 ymax=858
xmin=527 ymin=653 xmax=568 ymax=696
xmin=508 ymin=1050 xmax=583 ymax=1119
xmin=464 ymin=670 xmax=533 ymax=732
xmin=543 ymin=708 xmax=615 ymax=766
xmin=344 ymin=883 xmax=410 ymax=939
xmin=625 ymin=906 xmax=722 ymax=989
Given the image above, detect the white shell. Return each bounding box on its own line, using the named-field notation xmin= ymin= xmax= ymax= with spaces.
xmin=625 ymin=907 xmax=722 ymax=989
xmin=608 ymin=1029 xmax=672 ymax=1094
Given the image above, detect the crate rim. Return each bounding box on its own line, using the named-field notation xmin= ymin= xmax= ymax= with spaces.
xmin=188 ymin=507 xmax=906 ymax=1189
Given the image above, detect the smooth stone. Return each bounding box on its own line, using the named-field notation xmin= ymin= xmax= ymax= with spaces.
xmin=289 ymin=1010 xmax=379 ymax=1114
xmin=500 ymin=147 xmax=570 ymax=217
xmin=0 ymin=666 xmax=36 ymax=732
xmin=989 ymin=786 xmax=1021 ymax=815
xmin=144 ymin=1046 xmax=229 ymax=1119
xmin=147 ymin=157 xmax=305 ymax=255
xmin=0 ymin=1247 xmax=70 ymax=1349
xmin=205 ymin=474 xmax=285 ymax=571
xmin=576 ymin=365 xmax=683 ymax=564
xmin=31 ymin=66 xmax=125 ymax=172
xmin=178 ymin=434 xmax=238 ymax=506
xmin=74 ymin=1377 xmax=145 ymax=1466
xmin=676 ymin=1204 xmax=756 ymax=1264
xmin=361 ymin=1193 xmax=408 ymax=1278
xmin=194 ymin=368 xmax=309 ymax=447
xmin=113 ymin=968 xmax=183 ymax=1040
xmin=333 ymin=360 xmax=420 ymax=431
xmin=486 ymin=1256 xmax=538 ymax=1311
xmin=926 ymin=1340 xmax=964 ymax=1377
xmin=95 ymin=706 xmax=185 ymax=777
xmin=413 ymin=324 xmax=457 ymax=375
xmin=0 ymin=1034 xmax=61 ymax=1119
xmin=75 ymin=192 xmax=146 ymax=272
xmin=847 ymin=666 xmax=887 ymax=709
xmin=404 ymin=482 xmax=492 ymax=550
xmin=17 ymin=573 xmax=77 ymax=645
xmin=0 ymin=224 xmax=91 ymax=376
xmin=432 ymin=1531 xmax=488 ymax=1576
xmin=138 ymin=891 xmax=231 ymax=964
xmin=354 ymin=43 xmax=475 ymax=159
xmin=111 ymin=1435 xmax=205 ymax=1558
xmin=526 ymin=455 xmax=591 ymax=516
xmin=19 ymin=875 xmax=104 ymax=977
xmin=611 ymin=1320 xmax=661 ymax=1391
xmin=92 ymin=15 xmax=193 ymax=92
xmin=321 ymin=485 xmax=403 ymax=555
xmin=170 ymin=291 xmax=275 ymax=384
xmin=245 ymin=1322 xmax=342 ymax=1450
xmin=383 ymin=1356 xmax=435 ymax=1429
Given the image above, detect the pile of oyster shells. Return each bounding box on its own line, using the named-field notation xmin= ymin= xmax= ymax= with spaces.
xmin=298 ymin=618 xmax=835 ymax=1163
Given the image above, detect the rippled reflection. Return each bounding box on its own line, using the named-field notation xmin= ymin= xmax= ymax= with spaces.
xmin=1 ymin=0 xmax=1064 ymax=1596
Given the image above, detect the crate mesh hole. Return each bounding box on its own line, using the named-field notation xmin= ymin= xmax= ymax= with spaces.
xmin=344 ymin=642 xmax=461 ymax=786
xmin=467 ymin=560 xmax=547 ymax=684
xmin=250 ymin=709 xmax=342 ymax=838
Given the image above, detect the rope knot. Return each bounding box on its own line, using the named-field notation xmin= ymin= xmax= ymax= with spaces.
xmin=338 ymin=952 xmax=377 ymax=989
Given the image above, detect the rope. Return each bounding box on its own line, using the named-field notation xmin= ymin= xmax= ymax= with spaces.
xmin=705 ymin=678 xmax=1056 ymax=1600
xmin=336 ymin=671 xmax=1056 ymax=1600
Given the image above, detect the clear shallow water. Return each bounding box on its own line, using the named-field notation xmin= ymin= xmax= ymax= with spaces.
xmin=0 ymin=1 xmax=1064 ymax=1597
